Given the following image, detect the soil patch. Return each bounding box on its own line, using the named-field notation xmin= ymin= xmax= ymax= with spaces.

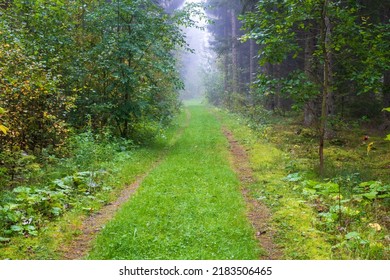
xmin=223 ymin=128 xmax=282 ymax=260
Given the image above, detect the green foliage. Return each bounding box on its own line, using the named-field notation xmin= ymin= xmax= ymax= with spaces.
xmin=281 ymin=71 xmax=320 ymax=109
xmin=0 ymin=0 xmax=198 ymax=188
xmin=0 ymin=120 xmax=142 ymax=241
xmin=0 ymin=107 xmax=9 ymax=135
xmin=287 ymin=173 xmax=389 ymax=259
xmin=238 ymin=0 xmax=389 ymax=120
xmin=0 ymin=171 xmax=105 ymax=238
xmin=240 ymin=0 xmax=304 ymax=65
xmin=337 ymin=18 xmax=390 ymax=95
xmin=0 ymin=148 xmax=40 ymax=187
xmin=0 ymin=18 xmax=72 ymax=152
xmin=69 ymin=0 xmax=188 ymax=140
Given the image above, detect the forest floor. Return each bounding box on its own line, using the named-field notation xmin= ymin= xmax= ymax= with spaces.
xmin=1 ymin=102 xmax=388 ymax=259
xmin=60 ymin=104 xmax=280 ymax=259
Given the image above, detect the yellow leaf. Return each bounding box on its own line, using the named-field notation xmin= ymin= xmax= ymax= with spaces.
xmin=367 ymin=142 xmax=374 ymax=155
xmin=0 ymin=124 xmax=9 ymax=135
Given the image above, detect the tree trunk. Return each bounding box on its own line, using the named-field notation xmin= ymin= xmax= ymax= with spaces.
xmin=223 ymin=15 xmax=229 ymax=106
xmin=319 ymin=0 xmax=332 ymax=175
xmin=324 ymin=11 xmax=335 ymax=139
xmin=249 ymin=39 xmax=255 ymax=85
xmin=274 ymin=63 xmax=282 ymax=112
xmin=231 ymin=8 xmax=239 ymax=94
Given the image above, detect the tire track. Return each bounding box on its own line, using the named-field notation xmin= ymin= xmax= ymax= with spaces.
xmin=223 ymin=128 xmax=282 ymax=260
xmin=61 ymin=109 xmax=191 ymax=259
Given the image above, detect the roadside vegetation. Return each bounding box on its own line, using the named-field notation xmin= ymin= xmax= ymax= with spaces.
xmin=0 ymin=131 xmax=165 ymax=259
xmin=0 ymin=0 xmax=194 ymax=258
xmin=215 ymin=107 xmax=389 ymax=259
xmin=204 ymin=0 xmax=389 ymax=260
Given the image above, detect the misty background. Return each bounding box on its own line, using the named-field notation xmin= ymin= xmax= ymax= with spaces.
xmin=175 ymin=0 xmax=211 ymax=100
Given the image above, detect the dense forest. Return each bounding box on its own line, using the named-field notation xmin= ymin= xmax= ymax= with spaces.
xmin=203 ymin=0 xmax=389 ymax=259
xmin=0 ymin=0 xmax=192 ymax=240
xmin=205 ymin=0 xmax=389 ymax=171
xmin=0 ymin=0 xmax=389 ymax=260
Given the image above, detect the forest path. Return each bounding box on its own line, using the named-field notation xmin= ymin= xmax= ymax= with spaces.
xmin=70 ymin=104 xmax=272 ymax=259
xmin=61 ymin=160 xmax=162 ymax=259
xmin=60 ymin=109 xmax=192 ymax=259
xmin=222 ymin=128 xmax=281 ymax=259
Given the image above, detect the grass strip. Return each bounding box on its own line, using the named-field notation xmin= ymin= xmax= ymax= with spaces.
xmin=214 ymin=108 xmax=333 ymax=259
xmin=87 ymin=105 xmax=260 ymax=259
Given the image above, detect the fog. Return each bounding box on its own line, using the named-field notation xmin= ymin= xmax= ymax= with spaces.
xmin=178 ymin=0 xmax=210 ymax=100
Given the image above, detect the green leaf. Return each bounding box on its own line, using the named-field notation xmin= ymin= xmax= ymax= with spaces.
xmin=51 ymin=207 xmax=62 ymax=216
xmin=345 ymin=231 xmax=360 ymax=240
xmin=284 ymin=173 xmax=302 ymax=182
xmin=0 ymin=237 xmax=11 ymax=243
xmin=25 ymin=225 xmax=38 ymax=236
xmin=10 ymin=225 xmax=23 ymax=232
xmin=363 ymin=191 xmax=378 ymax=200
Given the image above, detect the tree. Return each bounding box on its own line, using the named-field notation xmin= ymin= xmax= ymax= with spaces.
xmin=0 ymin=8 xmax=73 ymax=153
xmin=237 ymin=0 xmax=390 ymax=174
xmin=69 ymin=0 xmax=190 ymax=141
xmin=1 ymin=0 xmax=198 ymax=148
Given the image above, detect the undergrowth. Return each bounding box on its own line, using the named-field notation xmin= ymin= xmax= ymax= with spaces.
xmin=0 ymin=118 xmax=178 ymax=259
xmin=214 ymin=106 xmax=389 ymax=259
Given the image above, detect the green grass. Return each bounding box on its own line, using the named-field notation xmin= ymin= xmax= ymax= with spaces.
xmin=214 ymin=107 xmax=389 ymax=260
xmin=87 ymin=105 xmax=260 ymax=259
xmin=214 ymin=108 xmax=333 ymax=259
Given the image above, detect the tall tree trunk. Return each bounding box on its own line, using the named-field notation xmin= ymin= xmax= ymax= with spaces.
xmin=324 ymin=8 xmax=335 ymax=139
xmin=249 ymin=39 xmax=255 ymax=85
xmin=319 ymin=0 xmax=332 ymax=175
xmin=231 ymin=8 xmax=239 ymax=94
xmin=223 ymin=23 xmax=229 ymax=94
xmin=247 ymin=39 xmax=256 ymax=106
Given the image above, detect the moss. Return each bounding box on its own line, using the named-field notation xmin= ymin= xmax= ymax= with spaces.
xmin=215 ymin=107 xmax=389 ymax=260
